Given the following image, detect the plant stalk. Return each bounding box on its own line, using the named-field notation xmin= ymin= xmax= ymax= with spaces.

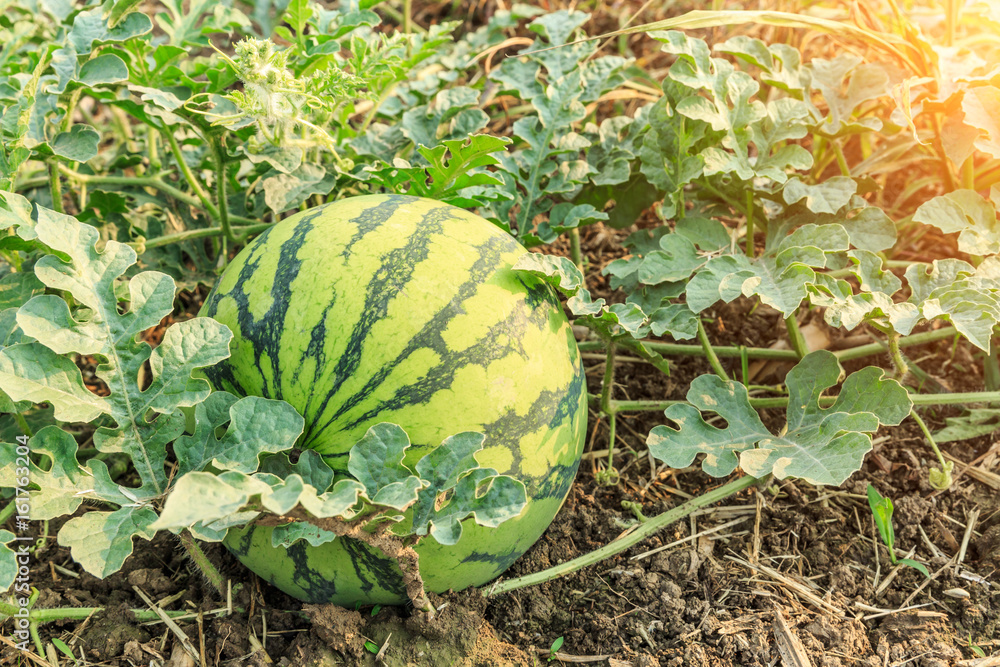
xmin=744 ymin=190 xmax=754 ymax=257
xmin=210 ymin=134 xmax=237 ymax=244
xmin=784 ymin=313 xmax=809 ymax=359
xmin=576 ymin=326 xmax=959 ymax=363
xmin=14 ymin=412 xmax=33 ymax=438
xmin=485 ymin=474 xmax=761 ymax=596
xmin=178 ymin=530 xmax=226 ymax=598
xmin=697 ymin=320 xmax=729 ymax=381
xmin=604 ymin=390 xmax=1000 ymax=413
xmin=569 ymin=228 xmax=583 ymax=271
xmin=887 ymin=330 xmax=909 ymax=380
xmin=909 ymin=408 xmax=952 ymax=489
xmin=165 ymin=130 xmax=218 ymax=219
xmin=137 ymin=223 xmax=273 ymax=251
xmin=599 ymin=340 xmax=619 ymax=485
xmin=55 ymin=166 xmax=258 ymax=226
xmin=48 ymin=163 xmax=64 ymax=214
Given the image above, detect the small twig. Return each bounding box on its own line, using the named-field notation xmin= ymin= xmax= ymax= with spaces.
xmin=875 ymin=547 xmax=917 ymax=598
xmin=631 ymin=517 xmax=748 ymax=561
xmin=772 ymin=606 xmax=813 ymax=667
xmin=901 ymin=556 xmax=957 ymax=608
xmin=956 ymin=510 xmax=980 ymax=576
xmin=133 ymin=586 xmax=201 ymax=661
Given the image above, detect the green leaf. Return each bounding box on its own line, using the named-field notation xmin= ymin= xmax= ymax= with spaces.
xmin=174 ymin=393 xmax=304 ymax=475
xmin=0 ymin=530 xmax=17 ymax=595
xmin=905 ymin=259 xmax=975 ymax=305
xmin=782 ymin=176 xmax=857 ymax=215
xmin=58 ymin=507 xmax=159 ymax=578
xmin=809 ymin=274 xmax=920 ymax=334
xmin=897 ymin=558 xmax=930 ymax=578
xmin=647 ymin=303 xmax=698 ymax=340
xmin=0 ymin=273 xmax=44 ymax=311
xmin=263 ymin=163 xmax=336 ymax=214
xmin=0 ymin=343 xmax=107 ymax=422
xmin=0 ymin=427 xmax=132 ymax=521
xmin=416 ymin=134 xmax=511 ymax=199
xmin=647 ymin=351 xmax=911 ymax=485
xmin=921 ymin=287 xmax=1000 ymax=352
xmin=77 ymin=54 xmax=130 ymax=87
xmin=348 ymin=423 xmax=423 ymax=510
xmin=528 ymin=10 xmax=589 ymax=47
xmin=401 ymin=88 xmax=489 ymax=151
xmin=0 ymin=204 xmax=232 ymax=497
xmin=241 ymin=145 xmax=304 ymax=175
xmin=809 ymin=56 xmax=889 ymax=136
xmin=913 ymin=190 xmax=1000 ymax=255
xmin=285 ymin=0 xmax=314 ymax=36
xmin=839 ymin=206 xmax=897 ymax=252
xmin=962 ymin=85 xmax=1000 ymax=160
xmin=410 ymin=432 xmax=526 ymax=545
xmin=867 ymin=484 xmax=895 ymax=552
xmin=637 ymin=234 xmax=703 ymax=284
xmin=933 ymin=408 xmax=1000 ymax=443
xmin=638 ymin=96 xmax=705 ymax=218
xmin=69 ymin=7 xmax=153 ymax=54
xmin=106 ymin=0 xmax=146 ymax=28
xmin=259 ymin=449 xmax=334 ymax=492
xmin=50 ymin=124 xmax=101 ymax=162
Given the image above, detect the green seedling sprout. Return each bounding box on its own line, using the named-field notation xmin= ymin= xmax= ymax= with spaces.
xmin=867 ymin=485 xmax=930 ymax=578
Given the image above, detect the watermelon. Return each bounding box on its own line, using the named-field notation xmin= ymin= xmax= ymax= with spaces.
xmin=201 ymin=194 xmax=586 ymax=606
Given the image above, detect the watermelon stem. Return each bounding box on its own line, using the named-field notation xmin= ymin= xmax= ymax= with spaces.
xmin=179 ymin=529 xmax=227 ymax=598
xmin=276 ymin=508 xmax=436 ymax=619
xmin=597 ymin=339 xmax=620 ymax=486
xmin=483 ymin=474 xmax=763 ymax=597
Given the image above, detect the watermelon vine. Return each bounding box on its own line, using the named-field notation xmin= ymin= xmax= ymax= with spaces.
xmin=2 ymin=0 xmax=1000 ymax=635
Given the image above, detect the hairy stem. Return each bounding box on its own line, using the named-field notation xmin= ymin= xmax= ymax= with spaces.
xmin=697 ymin=320 xmax=729 ymax=381
xmin=605 ymin=390 xmax=1000 ymax=413
xmin=55 ymin=166 xmax=258 ymax=226
xmin=138 ymin=223 xmax=272 ymax=251
xmin=832 ymin=140 xmax=851 ymax=177
xmin=579 ymin=326 xmax=958 ymax=363
xmin=910 ymin=408 xmax=952 ymax=489
xmin=887 ymin=330 xmax=909 ymax=380
xmin=485 ymin=474 xmax=761 ymax=596
xmin=165 ymin=130 xmax=218 ymax=219
xmin=179 ymin=530 xmax=226 ymax=598
xmin=744 ymin=190 xmax=754 ymax=258
xmin=210 ymin=134 xmax=237 ymax=244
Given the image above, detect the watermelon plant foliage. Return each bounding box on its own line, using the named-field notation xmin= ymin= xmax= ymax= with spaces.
xmin=0 ymin=194 xmax=526 ymax=610
xmin=3 ymin=0 xmax=1000 ymax=621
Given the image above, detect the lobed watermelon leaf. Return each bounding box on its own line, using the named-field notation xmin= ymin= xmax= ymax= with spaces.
xmin=0 ymin=195 xmax=306 ymax=579
xmin=154 ymin=422 xmax=528 ymax=549
xmin=647 ymin=351 xmax=911 ymax=486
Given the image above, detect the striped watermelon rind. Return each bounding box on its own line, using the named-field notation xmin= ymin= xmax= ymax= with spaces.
xmin=201 ymin=194 xmax=586 ymax=605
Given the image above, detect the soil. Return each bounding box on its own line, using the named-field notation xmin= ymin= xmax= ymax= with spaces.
xmin=4 ymin=221 xmax=1000 ymax=667
xmin=5 ymin=1 xmax=1000 ymax=665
